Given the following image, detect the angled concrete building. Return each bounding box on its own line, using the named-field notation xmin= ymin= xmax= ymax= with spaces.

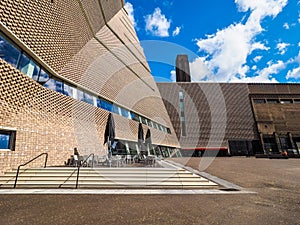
xmin=0 ymin=0 xmax=179 ymax=174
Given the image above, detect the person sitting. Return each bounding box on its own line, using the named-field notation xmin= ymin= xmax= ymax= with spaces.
xmin=73 ymin=147 xmax=80 ymax=166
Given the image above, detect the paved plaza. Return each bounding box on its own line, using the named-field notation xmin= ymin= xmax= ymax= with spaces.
xmin=0 ymin=157 xmax=299 ymax=225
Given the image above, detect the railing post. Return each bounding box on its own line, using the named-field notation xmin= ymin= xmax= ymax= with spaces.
xmin=44 ymin=154 xmax=48 ymax=168
xmin=76 ymin=165 xmax=80 ymax=189
xmin=13 ymin=166 xmax=21 ymax=188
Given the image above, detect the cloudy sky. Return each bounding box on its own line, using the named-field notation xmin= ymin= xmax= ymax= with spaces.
xmin=125 ymin=0 xmax=300 ymax=83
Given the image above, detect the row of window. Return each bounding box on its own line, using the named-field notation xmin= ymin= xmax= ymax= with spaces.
xmin=253 ymin=98 xmax=300 ymax=104
xmin=179 ymin=91 xmax=186 ymax=136
xmin=0 ymin=32 xmax=171 ymax=134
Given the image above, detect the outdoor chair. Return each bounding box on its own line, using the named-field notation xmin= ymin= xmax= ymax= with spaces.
xmin=133 ymin=155 xmax=139 ymax=163
xmin=126 ymin=155 xmax=133 ymax=164
xmin=98 ymin=155 xmax=107 ymax=166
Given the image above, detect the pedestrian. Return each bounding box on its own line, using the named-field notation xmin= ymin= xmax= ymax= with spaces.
xmin=73 ymin=147 xmax=80 ymax=166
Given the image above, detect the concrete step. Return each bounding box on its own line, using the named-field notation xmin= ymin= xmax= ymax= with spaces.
xmin=0 ymin=167 xmax=218 ymax=189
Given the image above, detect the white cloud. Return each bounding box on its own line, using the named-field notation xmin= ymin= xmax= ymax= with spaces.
xmin=283 ymin=22 xmax=289 ymax=29
xmin=172 ymin=26 xmax=181 ymax=37
xmin=170 ymin=70 xmax=176 ymax=82
xmin=145 ymin=8 xmax=171 ymax=37
xmin=253 ymin=55 xmax=262 ymax=62
xmin=286 ymin=51 xmax=300 ymax=79
xmin=276 ymin=42 xmax=290 ymax=55
xmin=252 ymin=65 xmax=257 ymax=70
xmin=258 ymin=60 xmax=286 ymax=78
xmin=189 ymin=57 xmax=212 ymax=81
xmin=250 ymin=42 xmax=270 ymax=52
xmin=298 ymin=42 xmax=300 ymax=47
xmin=196 ymin=0 xmax=288 ymax=82
xmin=124 ymin=2 xmax=136 ymax=27
xmin=287 ymin=67 xmax=300 ymax=79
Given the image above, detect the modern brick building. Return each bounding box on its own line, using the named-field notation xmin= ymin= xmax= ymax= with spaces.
xmin=0 ymin=0 xmax=179 ymax=174
xmin=158 ymin=76 xmax=300 ymax=157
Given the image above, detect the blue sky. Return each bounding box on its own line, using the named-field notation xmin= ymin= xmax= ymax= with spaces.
xmin=125 ymin=0 xmax=300 ymax=83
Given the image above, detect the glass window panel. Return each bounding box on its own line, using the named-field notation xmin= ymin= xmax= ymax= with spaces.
xmin=179 ymin=91 xmax=183 ymax=99
xmin=63 ymin=83 xmax=74 ymax=97
xmin=44 ymin=78 xmax=63 ymax=93
xmin=141 ymin=117 xmax=147 ymax=125
xmin=84 ymin=92 xmax=93 ymax=105
xmin=294 ymin=99 xmax=300 ymax=104
xmin=181 ymin=121 xmax=186 ymax=136
xmin=97 ymin=98 xmax=102 ymax=108
xmin=77 ymin=89 xmax=85 ymax=101
xmin=159 ymin=125 xmax=164 ymax=131
xmin=0 ymin=34 xmax=21 ymax=67
xmin=253 ymin=99 xmax=265 ymax=104
xmin=112 ymin=105 xmax=120 ymax=115
xmin=148 ymin=120 xmax=153 ymax=127
xmin=267 ymin=99 xmax=279 ymax=104
xmin=18 ymin=54 xmax=40 ymax=79
xmin=38 ymin=69 xmax=50 ymax=84
xmin=0 ymin=133 xmax=10 ymax=149
xmin=280 ymin=99 xmax=292 ymax=104
xmin=121 ymin=108 xmax=129 ymax=118
xmin=55 ymin=79 xmax=63 ymax=93
xmin=131 ymin=112 xmax=139 ymax=121
xmin=43 ymin=78 xmax=56 ymax=91
xmin=100 ymin=99 xmax=113 ymax=112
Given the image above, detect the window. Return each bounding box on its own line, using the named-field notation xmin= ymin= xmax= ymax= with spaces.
xmin=112 ymin=105 xmax=121 ymax=115
xmin=141 ymin=117 xmax=147 ymax=125
xmin=44 ymin=78 xmax=63 ymax=93
xmin=121 ymin=108 xmax=130 ymax=118
xmin=38 ymin=69 xmax=50 ymax=85
xmin=0 ymin=33 xmax=21 ymax=68
xmin=83 ymin=92 xmax=94 ymax=105
xmin=18 ymin=54 xmax=40 ymax=79
xmin=267 ymin=99 xmax=279 ymax=104
xmin=98 ymin=99 xmax=113 ymax=112
xmin=0 ymin=129 xmax=16 ymax=150
xmin=63 ymin=83 xmax=75 ymax=97
xmin=280 ymin=99 xmax=292 ymax=104
xmin=253 ymin=99 xmax=265 ymax=104
xmin=294 ymin=99 xmax=300 ymax=104
xmin=130 ymin=112 xmax=139 ymax=121
xmin=179 ymin=91 xmax=186 ymax=136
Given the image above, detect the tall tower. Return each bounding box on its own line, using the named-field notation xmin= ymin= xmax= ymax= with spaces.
xmin=176 ymin=55 xmax=191 ymax=82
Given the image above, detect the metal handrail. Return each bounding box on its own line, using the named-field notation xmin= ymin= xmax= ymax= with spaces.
xmin=76 ymin=153 xmax=94 ymax=189
xmin=14 ymin=153 xmax=48 ymax=188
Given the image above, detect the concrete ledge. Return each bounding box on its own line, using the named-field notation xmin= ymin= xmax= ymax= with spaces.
xmin=0 ymin=189 xmax=256 ymax=195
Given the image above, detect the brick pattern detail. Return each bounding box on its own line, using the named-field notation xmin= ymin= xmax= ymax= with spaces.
xmin=0 ymin=60 xmax=178 ymax=174
xmin=0 ymin=0 xmax=94 ymax=72
xmin=157 ymin=83 xmax=259 ymax=148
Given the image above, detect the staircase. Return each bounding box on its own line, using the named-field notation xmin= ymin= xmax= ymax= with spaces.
xmin=0 ymin=167 xmax=218 ymax=189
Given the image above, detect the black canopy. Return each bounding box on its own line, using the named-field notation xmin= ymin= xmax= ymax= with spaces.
xmin=104 ymin=113 xmax=115 ymax=145
xmin=138 ymin=123 xmax=144 ymax=144
xmin=145 ymin=128 xmax=152 ymax=146
xmin=145 ymin=128 xmax=153 ymax=154
xmin=138 ymin=123 xmax=145 ymax=153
